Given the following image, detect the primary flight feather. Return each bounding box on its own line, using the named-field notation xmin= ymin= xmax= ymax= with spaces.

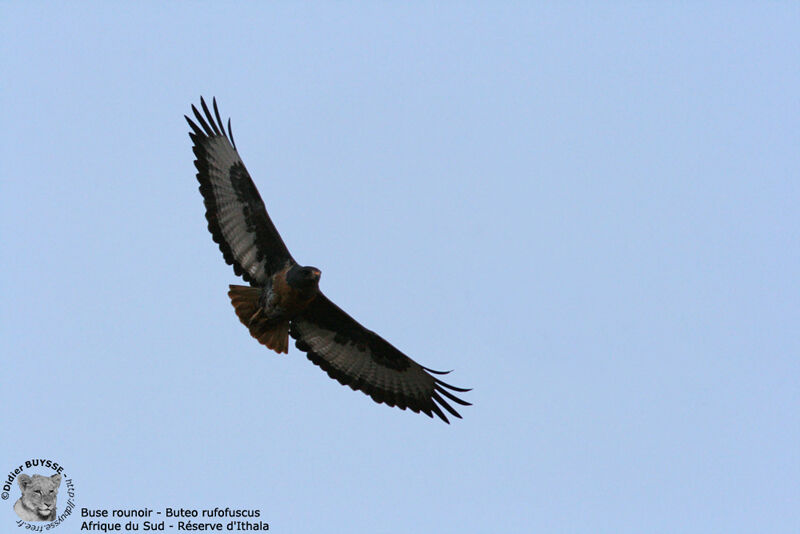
xmin=186 ymin=98 xmax=470 ymax=422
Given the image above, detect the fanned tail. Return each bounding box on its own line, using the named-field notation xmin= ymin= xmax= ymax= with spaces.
xmin=228 ymin=285 xmax=289 ymax=354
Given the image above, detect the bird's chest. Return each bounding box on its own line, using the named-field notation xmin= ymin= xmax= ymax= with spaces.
xmin=259 ymin=270 xmax=317 ymax=319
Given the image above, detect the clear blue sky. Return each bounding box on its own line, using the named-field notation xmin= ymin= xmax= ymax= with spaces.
xmin=2 ymin=3 xmax=798 ymax=533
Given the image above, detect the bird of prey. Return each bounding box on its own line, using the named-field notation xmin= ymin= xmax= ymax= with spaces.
xmin=186 ymin=98 xmax=470 ymax=422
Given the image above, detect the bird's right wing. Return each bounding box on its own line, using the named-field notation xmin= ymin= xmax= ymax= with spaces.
xmin=291 ymin=293 xmax=471 ymax=423
xmin=186 ymin=97 xmax=294 ymax=285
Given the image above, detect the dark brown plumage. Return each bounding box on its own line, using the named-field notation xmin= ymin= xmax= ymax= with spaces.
xmin=186 ymin=97 xmax=470 ymax=422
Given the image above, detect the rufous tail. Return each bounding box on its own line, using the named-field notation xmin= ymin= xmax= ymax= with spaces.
xmin=228 ymin=285 xmax=289 ymax=354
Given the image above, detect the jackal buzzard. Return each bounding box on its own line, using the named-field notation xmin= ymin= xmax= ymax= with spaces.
xmin=186 ymin=98 xmax=470 ymax=422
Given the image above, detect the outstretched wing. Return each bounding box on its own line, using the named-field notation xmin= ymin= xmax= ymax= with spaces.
xmin=290 ymin=294 xmax=471 ymax=423
xmin=186 ymin=97 xmax=294 ymax=285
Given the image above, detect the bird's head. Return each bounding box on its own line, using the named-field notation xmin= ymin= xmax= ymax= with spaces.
xmin=287 ymin=265 xmax=321 ymax=290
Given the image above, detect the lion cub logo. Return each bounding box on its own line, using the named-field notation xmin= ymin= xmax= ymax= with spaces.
xmin=13 ymin=473 xmax=61 ymax=522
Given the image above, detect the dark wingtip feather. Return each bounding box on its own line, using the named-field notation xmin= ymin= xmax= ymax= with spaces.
xmin=422 ymin=366 xmax=453 ymax=375
xmin=227 ymin=118 xmax=236 ymax=149
xmin=432 ymin=376 xmax=472 ymax=393
xmin=212 ymin=98 xmax=226 ymax=140
xmin=435 ymin=383 xmax=472 ymax=406
xmin=190 ymin=97 xmax=236 ymax=150
xmin=185 ymin=115 xmax=204 ymax=137
xmin=201 ymin=97 xmax=221 ymax=136
xmin=430 ymin=402 xmax=451 ymax=424
xmin=191 ymin=103 xmax=214 ymax=136
xmin=432 ymin=391 xmax=463 ymax=420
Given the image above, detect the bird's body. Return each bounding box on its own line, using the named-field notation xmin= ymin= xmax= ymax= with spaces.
xmin=263 ymin=266 xmax=321 ymax=320
xmin=186 ymin=98 xmax=470 ymax=422
xmin=229 ymin=265 xmax=321 ymax=354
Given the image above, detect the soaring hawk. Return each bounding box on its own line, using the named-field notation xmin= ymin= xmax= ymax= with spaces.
xmin=186 ymin=98 xmax=470 ymax=422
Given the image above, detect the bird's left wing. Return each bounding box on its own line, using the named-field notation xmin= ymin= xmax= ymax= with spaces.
xmin=186 ymin=98 xmax=294 ymax=286
xmin=290 ymin=294 xmax=471 ymax=423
